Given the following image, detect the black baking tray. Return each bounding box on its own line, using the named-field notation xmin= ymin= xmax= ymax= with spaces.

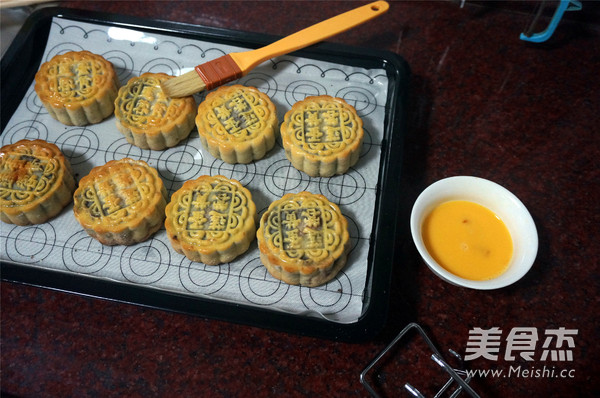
xmin=0 ymin=7 xmax=409 ymax=342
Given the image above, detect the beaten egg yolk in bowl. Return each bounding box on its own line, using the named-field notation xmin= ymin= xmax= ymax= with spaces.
xmin=410 ymin=176 xmax=538 ymax=290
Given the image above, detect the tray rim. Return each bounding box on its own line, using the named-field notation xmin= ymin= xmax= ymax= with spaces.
xmin=0 ymin=6 xmax=410 ymax=342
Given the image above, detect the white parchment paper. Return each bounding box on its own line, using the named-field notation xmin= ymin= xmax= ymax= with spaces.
xmin=0 ymin=17 xmax=390 ymax=323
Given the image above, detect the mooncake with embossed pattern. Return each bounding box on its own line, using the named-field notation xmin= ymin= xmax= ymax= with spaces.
xmin=165 ymin=175 xmax=257 ymax=265
xmin=114 ymin=72 xmax=196 ymax=150
xmin=195 ymin=85 xmax=278 ymax=163
xmin=256 ymin=191 xmax=350 ymax=287
xmin=280 ymin=95 xmax=364 ymax=177
xmin=0 ymin=139 xmax=75 ymax=225
xmin=34 ymin=51 xmax=119 ymax=126
xmin=73 ymin=158 xmax=167 ymax=245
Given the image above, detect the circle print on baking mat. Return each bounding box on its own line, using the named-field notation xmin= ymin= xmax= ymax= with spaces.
xmin=318 ymin=168 xmax=367 ymax=206
xmin=335 ymin=86 xmax=378 ymax=117
xmin=239 ymin=257 xmax=290 ymax=305
xmin=299 ymin=271 xmax=353 ymax=315
xmin=102 ymin=50 xmax=134 ymax=83
xmin=208 ymin=158 xmax=257 ymax=187
xmin=63 ymin=230 xmax=113 ymax=274
xmin=140 ymin=57 xmax=181 ymax=76
xmin=105 ymin=137 xmax=151 ymax=164
xmin=178 ymin=257 xmax=230 ymax=295
xmin=358 ymin=126 xmax=376 ymax=159
xmin=44 ymin=43 xmax=84 ymax=61
xmin=1 ymin=120 xmax=49 ymax=145
xmin=284 ymin=80 xmax=327 ymax=107
xmin=340 ymin=214 xmax=361 ymax=254
xmin=263 ymin=159 xmax=311 ymax=197
xmin=238 ymin=72 xmax=278 ymax=99
xmin=55 ymin=128 xmax=100 ymax=166
xmin=158 ymin=143 xmax=204 ymax=190
xmin=25 ymin=89 xmax=44 ymax=115
xmin=120 ymin=239 xmax=171 ymax=284
xmin=4 ymin=224 xmax=56 ymax=264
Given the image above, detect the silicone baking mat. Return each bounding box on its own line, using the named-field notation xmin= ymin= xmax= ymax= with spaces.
xmin=1 ymin=8 xmax=408 ymax=340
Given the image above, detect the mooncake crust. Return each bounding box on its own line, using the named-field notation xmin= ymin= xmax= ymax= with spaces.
xmin=280 ymin=95 xmax=364 ymax=177
xmin=114 ymin=72 xmax=197 ymax=150
xmin=195 ymin=85 xmax=278 ymax=164
xmin=165 ymin=175 xmax=257 ymax=265
xmin=256 ymin=191 xmax=350 ymax=287
xmin=34 ymin=50 xmax=119 ymax=126
xmin=0 ymin=139 xmax=75 ymax=225
xmin=72 ymin=158 xmax=167 ymax=246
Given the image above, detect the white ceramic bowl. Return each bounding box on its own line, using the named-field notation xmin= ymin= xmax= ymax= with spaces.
xmin=410 ymin=176 xmax=538 ymax=290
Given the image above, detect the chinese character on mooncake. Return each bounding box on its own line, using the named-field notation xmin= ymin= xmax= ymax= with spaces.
xmin=72 ymin=158 xmax=167 ymax=246
xmin=195 ymin=85 xmax=278 ymax=164
xmin=34 ymin=51 xmax=119 ymax=126
xmin=0 ymin=139 xmax=75 ymax=225
xmin=165 ymin=175 xmax=257 ymax=265
xmin=280 ymin=95 xmax=364 ymax=177
xmin=114 ymin=72 xmax=197 ymax=150
xmin=256 ymin=191 xmax=350 ymax=287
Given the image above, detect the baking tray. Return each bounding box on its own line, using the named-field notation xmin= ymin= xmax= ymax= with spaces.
xmin=0 ymin=7 xmax=409 ymax=342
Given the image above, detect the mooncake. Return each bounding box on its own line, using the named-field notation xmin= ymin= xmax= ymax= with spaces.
xmin=114 ymin=72 xmax=196 ymax=150
xmin=0 ymin=139 xmax=75 ymax=225
xmin=165 ymin=175 xmax=257 ymax=265
xmin=34 ymin=50 xmax=119 ymax=126
xmin=256 ymin=191 xmax=350 ymax=287
xmin=195 ymin=85 xmax=278 ymax=163
xmin=72 ymin=158 xmax=167 ymax=245
xmin=280 ymin=95 xmax=364 ymax=177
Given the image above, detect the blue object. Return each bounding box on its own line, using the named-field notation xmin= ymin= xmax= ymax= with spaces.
xmin=520 ymin=0 xmax=582 ymax=43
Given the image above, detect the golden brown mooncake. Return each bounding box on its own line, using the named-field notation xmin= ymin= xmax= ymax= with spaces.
xmin=195 ymin=84 xmax=278 ymax=164
xmin=114 ymin=72 xmax=196 ymax=150
xmin=256 ymin=191 xmax=350 ymax=287
xmin=73 ymin=158 xmax=167 ymax=246
xmin=165 ymin=175 xmax=257 ymax=265
xmin=280 ymin=95 xmax=364 ymax=177
xmin=0 ymin=139 xmax=75 ymax=225
xmin=34 ymin=50 xmax=119 ymax=126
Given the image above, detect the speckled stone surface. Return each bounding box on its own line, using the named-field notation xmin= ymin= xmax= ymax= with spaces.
xmin=1 ymin=1 xmax=599 ymax=397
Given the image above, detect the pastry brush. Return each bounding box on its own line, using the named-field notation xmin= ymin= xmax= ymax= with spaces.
xmin=160 ymin=1 xmax=389 ymax=98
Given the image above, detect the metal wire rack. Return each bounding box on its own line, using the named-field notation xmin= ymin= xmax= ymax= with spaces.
xmin=361 ymin=323 xmax=480 ymax=398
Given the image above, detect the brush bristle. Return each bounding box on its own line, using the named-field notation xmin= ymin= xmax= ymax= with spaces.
xmin=160 ymin=70 xmax=207 ymax=98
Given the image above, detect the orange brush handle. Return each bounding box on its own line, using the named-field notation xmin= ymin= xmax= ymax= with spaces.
xmin=230 ymin=1 xmax=389 ymax=73
xmin=180 ymin=1 xmax=389 ymax=95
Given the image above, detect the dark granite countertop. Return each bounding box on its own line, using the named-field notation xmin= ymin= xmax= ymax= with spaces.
xmin=1 ymin=1 xmax=598 ymax=397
